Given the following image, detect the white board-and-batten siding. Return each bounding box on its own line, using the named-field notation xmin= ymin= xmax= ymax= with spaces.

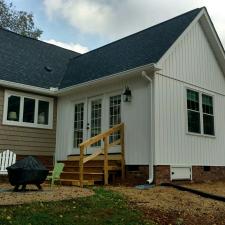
xmin=55 ymin=75 xmax=151 ymax=165
xmin=154 ymin=20 xmax=225 ymax=166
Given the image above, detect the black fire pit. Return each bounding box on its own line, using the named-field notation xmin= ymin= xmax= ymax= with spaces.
xmin=7 ymin=156 xmax=49 ymax=191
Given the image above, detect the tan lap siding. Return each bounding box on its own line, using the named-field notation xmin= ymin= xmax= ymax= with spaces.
xmin=0 ymin=88 xmax=56 ymax=156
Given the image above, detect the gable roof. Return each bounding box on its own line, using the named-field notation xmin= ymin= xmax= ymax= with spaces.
xmin=0 ymin=28 xmax=80 ymax=89
xmin=0 ymin=7 xmax=207 ymax=92
xmin=60 ymin=8 xmax=202 ymax=89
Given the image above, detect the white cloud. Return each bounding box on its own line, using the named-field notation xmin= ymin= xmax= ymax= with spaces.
xmin=43 ymin=39 xmax=89 ymax=53
xmin=43 ymin=0 xmax=225 ymax=47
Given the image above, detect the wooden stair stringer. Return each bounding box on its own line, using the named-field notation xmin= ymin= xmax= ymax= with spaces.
xmin=58 ymin=153 xmax=122 ymax=186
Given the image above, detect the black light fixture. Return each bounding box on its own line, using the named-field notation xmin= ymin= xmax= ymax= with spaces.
xmin=123 ymin=86 xmax=132 ymax=102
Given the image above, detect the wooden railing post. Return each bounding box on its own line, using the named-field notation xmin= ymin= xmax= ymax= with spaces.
xmin=78 ymin=123 xmax=125 ymax=187
xmin=121 ymin=124 xmax=125 ymax=180
xmin=79 ymin=145 xmax=84 ymax=188
xmin=103 ymin=136 xmax=109 ymax=185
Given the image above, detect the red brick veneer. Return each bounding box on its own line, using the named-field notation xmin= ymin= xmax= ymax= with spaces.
xmin=154 ymin=165 xmax=225 ymax=184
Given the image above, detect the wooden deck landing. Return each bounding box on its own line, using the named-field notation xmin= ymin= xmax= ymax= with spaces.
xmin=58 ymin=123 xmax=125 ymax=187
xmin=58 ymin=153 xmax=123 ymax=186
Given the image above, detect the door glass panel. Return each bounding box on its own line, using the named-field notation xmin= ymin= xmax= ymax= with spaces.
xmin=74 ymin=103 xmax=84 ymax=148
xmin=91 ymin=99 xmax=102 ymax=147
xmin=109 ymin=95 xmax=121 ymax=143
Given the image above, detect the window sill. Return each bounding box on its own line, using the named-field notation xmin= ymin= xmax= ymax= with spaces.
xmin=186 ymin=132 xmax=216 ymax=138
xmin=2 ymin=120 xmax=53 ymax=130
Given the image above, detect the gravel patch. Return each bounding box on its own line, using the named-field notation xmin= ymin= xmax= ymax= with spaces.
xmin=0 ymin=183 xmax=94 ymax=205
xmin=110 ymin=183 xmax=225 ymax=225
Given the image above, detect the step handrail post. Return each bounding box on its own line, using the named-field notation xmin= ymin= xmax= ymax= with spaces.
xmin=121 ymin=123 xmax=125 ymax=180
xmin=79 ymin=145 xmax=84 ymax=187
xmin=103 ymin=135 xmax=109 ymax=185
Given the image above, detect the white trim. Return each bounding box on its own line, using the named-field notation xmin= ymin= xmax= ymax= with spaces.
xmin=199 ymin=8 xmax=225 ymax=74
xmin=0 ymin=79 xmax=57 ymax=95
xmin=0 ymin=64 xmax=159 ymax=97
xmin=157 ymin=9 xmax=205 ymax=66
xmin=3 ymin=90 xmax=54 ymax=129
xmin=157 ymin=8 xmax=225 ymax=76
xmin=185 ymin=87 xmax=215 ymax=137
xmin=58 ymin=63 xmax=158 ymax=95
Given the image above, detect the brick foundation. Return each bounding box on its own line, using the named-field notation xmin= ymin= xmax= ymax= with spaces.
xmin=155 ymin=165 xmax=225 ymax=184
xmin=192 ymin=166 xmax=225 ymax=182
xmin=154 ymin=165 xmax=171 ymax=184
xmin=123 ymin=165 xmax=149 ymax=185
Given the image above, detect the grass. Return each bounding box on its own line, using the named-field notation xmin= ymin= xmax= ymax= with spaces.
xmin=0 ymin=187 xmax=153 ymax=225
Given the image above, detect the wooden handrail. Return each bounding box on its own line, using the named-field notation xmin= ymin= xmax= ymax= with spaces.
xmin=80 ymin=123 xmax=123 ymax=148
xmin=79 ymin=123 xmax=125 ymax=187
xmin=82 ymin=139 xmax=121 ymax=164
xmin=83 ymin=148 xmax=104 ymax=164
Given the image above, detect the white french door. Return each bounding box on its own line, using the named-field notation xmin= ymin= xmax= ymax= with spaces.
xmin=73 ymin=96 xmax=103 ymax=155
xmin=73 ymin=94 xmax=122 ymax=155
xmin=86 ymin=96 xmax=103 ymax=154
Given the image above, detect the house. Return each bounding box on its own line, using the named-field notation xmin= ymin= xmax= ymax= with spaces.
xmin=0 ymin=7 xmax=225 ymax=185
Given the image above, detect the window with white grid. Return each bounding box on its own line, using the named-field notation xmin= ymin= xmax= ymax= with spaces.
xmin=91 ymin=99 xmax=102 ymax=147
xmin=109 ymin=95 xmax=121 ymax=143
xmin=74 ymin=103 xmax=84 ymax=148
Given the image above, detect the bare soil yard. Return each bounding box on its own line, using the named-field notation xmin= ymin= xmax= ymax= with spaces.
xmin=111 ymin=182 xmax=225 ymax=225
xmin=0 ymin=183 xmax=93 ymax=205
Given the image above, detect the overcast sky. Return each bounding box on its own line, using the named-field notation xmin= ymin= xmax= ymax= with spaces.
xmin=11 ymin=0 xmax=225 ymax=53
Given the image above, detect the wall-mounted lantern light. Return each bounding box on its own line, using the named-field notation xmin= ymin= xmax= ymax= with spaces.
xmin=123 ymin=87 xmax=132 ymax=102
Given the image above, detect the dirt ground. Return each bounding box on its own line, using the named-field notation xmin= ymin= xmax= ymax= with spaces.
xmin=111 ymin=182 xmax=225 ymax=225
xmin=0 ymin=183 xmax=94 ymax=205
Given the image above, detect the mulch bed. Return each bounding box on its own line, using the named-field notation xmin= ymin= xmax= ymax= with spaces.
xmin=111 ymin=182 xmax=225 ymax=225
xmin=0 ymin=183 xmax=94 ymax=205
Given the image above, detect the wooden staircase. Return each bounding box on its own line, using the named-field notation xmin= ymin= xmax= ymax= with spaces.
xmin=58 ymin=123 xmax=125 ymax=187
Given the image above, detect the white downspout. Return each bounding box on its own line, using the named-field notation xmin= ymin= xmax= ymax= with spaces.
xmin=142 ymin=71 xmax=154 ymax=184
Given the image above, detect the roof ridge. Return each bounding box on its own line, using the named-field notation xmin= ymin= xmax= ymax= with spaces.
xmin=0 ymin=27 xmax=80 ymax=55
xmin=68 ymin=7 xmax=203 ymax=62
xmin=59 ymin=7 xmax=203 ymax=89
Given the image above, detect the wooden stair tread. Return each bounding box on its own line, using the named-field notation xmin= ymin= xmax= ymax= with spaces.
xmin=60 ymin=179 xmax=94 ymax=186
xmin=62 ymin=171 xmax=104 ymax=175
xmin=108 ymin=166 xmax=121 ymax=170
xmin=66 ymin=154 xmax=122 ymax=161
xmin=62 ymin=165 xmax=110 ymax=168
xmin=61 ymin=165 xmax=121 ymax=169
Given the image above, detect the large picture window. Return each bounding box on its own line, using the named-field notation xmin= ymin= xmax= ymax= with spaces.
xmin=186 ymin=89 xmax=214 ymax=136
xmin=3 ymin=90 xmax=53 ymax=129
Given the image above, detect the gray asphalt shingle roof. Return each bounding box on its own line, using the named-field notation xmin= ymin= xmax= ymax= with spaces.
xmin=0 ymin=29 xmax=80 ymax=89
xmin=60 ymin=8 xmax=202 ymax=88
xmin=0 ymin=8 xmax=202 ymax=90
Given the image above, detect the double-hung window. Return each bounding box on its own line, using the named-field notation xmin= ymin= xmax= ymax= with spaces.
xmin=3 ymin=90 xmax=53 ymax=129
xmin=202 ymin=94 xmax=214 ymax=135
xmin=186 ymin=89 xmax=214 ymax=136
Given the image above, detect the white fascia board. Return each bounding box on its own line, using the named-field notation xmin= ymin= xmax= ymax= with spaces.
xmin=0 ymin=79 xmax=57 ymax=96
xmin=0 ymin=64 xmax=160 ymax=96
xmin=199 ymin=8 xmax=225 ymax=75
xmin=58 ymin=63 xmax=160 ymax=96
xmin=157 ymin=8 xmax=225 ymax=75
xmin=157 ymin=8 xmax=205 ymax=66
